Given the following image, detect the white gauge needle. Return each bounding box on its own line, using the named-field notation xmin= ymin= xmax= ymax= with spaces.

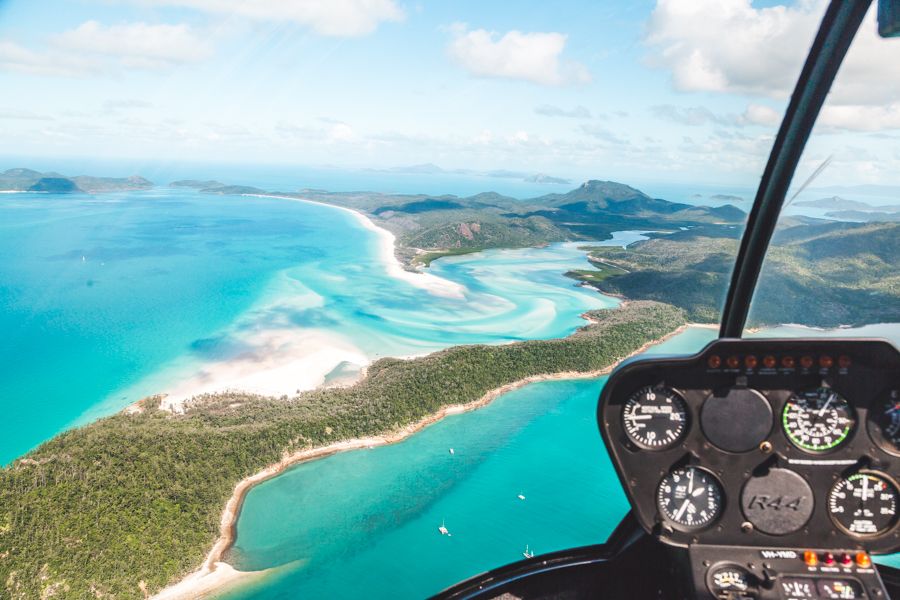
xmin=674 ymin=499 xmax=692 ymax=521
xmin=862 ymin=476 xmax=870 ymax=501
xmin=629 ymin=415 xmax=653 ymax=420
xmin=688 ymin=469 xmax=695 ymax=495
xmin=818 ymin=393 xmax=835 ymax=417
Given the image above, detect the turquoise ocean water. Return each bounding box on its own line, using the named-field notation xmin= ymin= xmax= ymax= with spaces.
xmin=0 ymin=188 xmax=614 ymax=463
xmin=223 ymin=323 xmax=900 ymax=599
xmin=2 ymin=181 xmax=898 ymax=597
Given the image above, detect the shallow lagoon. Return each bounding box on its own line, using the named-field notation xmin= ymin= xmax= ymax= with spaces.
xmin=0 ymin=189 xmax=613 ymax=462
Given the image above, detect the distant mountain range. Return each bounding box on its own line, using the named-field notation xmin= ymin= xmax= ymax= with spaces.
xmin=373 ymin=163 xmax=573 ymax=185
xmin=796 ymin=195 xmax=900 ymax=212
xmin=247 ymin=179 xmax=748 ymax=267
xmin=0 ymin=168 xmax=153 ymax=193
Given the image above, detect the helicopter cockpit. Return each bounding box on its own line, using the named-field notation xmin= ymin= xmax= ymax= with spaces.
xmin=434 ymin=1 xmax=900 ymax=598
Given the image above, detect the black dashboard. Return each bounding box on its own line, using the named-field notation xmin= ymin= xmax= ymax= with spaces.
xmin=598 ymin=338 xmax=900 ymax=599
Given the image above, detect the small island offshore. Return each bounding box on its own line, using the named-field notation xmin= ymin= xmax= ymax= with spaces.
xmin=0 ymin=172 xmax=898 ymax=598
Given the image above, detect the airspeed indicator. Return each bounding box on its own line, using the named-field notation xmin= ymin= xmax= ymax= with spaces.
xmin=622 ymin=386 xmax=688 ymax=450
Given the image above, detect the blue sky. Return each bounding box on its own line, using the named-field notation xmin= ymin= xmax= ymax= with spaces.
xmin=1 ymin=0 xmax=899 ymax=187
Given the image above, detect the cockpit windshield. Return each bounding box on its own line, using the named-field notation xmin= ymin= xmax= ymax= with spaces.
xmin=0 ymin=1 xmax=898 ymax=599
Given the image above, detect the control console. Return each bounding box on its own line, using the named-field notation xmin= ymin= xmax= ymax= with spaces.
xmin=598 ymin=338 xmax=900 ymax=599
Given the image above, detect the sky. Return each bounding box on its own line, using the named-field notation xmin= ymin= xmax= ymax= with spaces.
xmin=1 ymin=0 xmax=900 ymax=187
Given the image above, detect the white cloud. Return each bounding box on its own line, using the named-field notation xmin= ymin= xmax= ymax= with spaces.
xmin=327 ymin=122 xmax=356 ymax=142
xmin=741 ymin=103 xmax=781 ymax=126
xmin=650 ymin=103 xmax=783 ymax=128
xmin=0 ymin=40 xmax=98 ymax=77
xmin=0 ymin=108 xmax=54 ymax=121
xmin=646 ymin=0 xmax=819 ymax=97
xmin=581 ymin=123 xmax=628 ymax=145
xmin=447 ymin=24 xmax=590 ymax=86
xmin=135 ymin=0 xmax=404 ymax=37
xmin=535 ymin=104 xmax=592 ymax=119
xmin=0 ymin=21 xmax=211 ymax=77
xmin=647 ymin=1 xmax=900 ymax=102
xmin=646 ymin=1 xmax=900 ymax=130
xmin=651 ymin=104 xmax=730 ymax=126
xmin=55 ymin=21 xmax=212 ymax=69
xmin=818 ymin=104 xmax=900 ymax=132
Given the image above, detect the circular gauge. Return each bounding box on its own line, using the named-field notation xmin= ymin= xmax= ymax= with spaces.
xmin=782 ymin=387 xmax=855 ymax=453
xmin=622 ymin=386 xmax=688 ymax=450
xmin=827 ymin=471 xmax=899 ymax=537
xmin=657 ymin=466 xmax=723 ymax=530
xmin=869 ymin=388 xmax=900 ymax=455
xmin=708 ymin=565 xmax=753 ymax=599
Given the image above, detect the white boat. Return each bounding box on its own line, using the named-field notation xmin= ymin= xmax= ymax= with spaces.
xmin=438 ymin=519 xmax=449 ymax=535
xmin=449 ymin=448 xmax=454 ymax=455
xmin=523 ymin=544 xmax=534 ymax=559
xmin=517 ymin=494 xmax=526 ymax=500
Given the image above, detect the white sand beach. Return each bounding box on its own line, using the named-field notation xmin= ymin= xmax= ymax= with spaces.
xmin=151 ymin=323 xmax=691 ymax=599
xmin=158 ymin=327 xmax=369 ymax=413
xmin=246 ymin=194 xmax=467 ymax=299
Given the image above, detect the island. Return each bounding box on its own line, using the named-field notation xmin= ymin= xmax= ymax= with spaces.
xmin=1 ymin=172 xmax=898 ymax=599
xmin=237 ymin=179 xmax=747 ymax=269
xmin=0 ymin=301 xmax=686 ymax=598
xmin=0 ymin=168 xmax=153 ymax=193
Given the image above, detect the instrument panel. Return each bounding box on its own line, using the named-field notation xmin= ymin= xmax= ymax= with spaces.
xmin=597 ymin=338 xmax=900 ymax=555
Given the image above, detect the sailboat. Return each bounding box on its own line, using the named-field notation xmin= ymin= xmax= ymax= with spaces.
xmin=523 ymin=544 xmax=534 ymax=559
xmin=438 ymin=519 xmax=449 ymax=536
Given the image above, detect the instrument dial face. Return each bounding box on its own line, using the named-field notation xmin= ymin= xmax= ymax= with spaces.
xmin=709 ymin=565 xmax=752 ymax=598
xmin=782 ymin=387 xmax=854 ymax=452
xmin=828 ymin=472 xmax=899 ymax=537
xmin=622 ymin=386 xmax=688 ymax=450
xmin=870 ymin=388 xmax=900 ymax=455
xmin=657 ymin=467 xmax=723 ymax=530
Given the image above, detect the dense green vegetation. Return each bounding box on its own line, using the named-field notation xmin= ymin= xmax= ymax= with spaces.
xmin=271 ymin=180 xmax=745 ymax=267
xmin=0 ymin=302 xmax=685 ymax=599
xmin=0 ymin=168 xmax=153 ymax=193
xmin=576 ymin=222 xmax=900 ymax=327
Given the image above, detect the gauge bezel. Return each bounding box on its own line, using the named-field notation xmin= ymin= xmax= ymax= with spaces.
xmin=656 ymin=465 xmax=725 ymax=533
xmin=621 ymin=385 xmax=690 ymax=451
xmin=705 ymin=562 xmax=755 ymax=599
xmin=826 ymin=470 xmax=900 ymax=539
xmin=781 ymin=386 xmax=856 ymax=454
xmin=867 ymin=387 xmax=900 ymax=458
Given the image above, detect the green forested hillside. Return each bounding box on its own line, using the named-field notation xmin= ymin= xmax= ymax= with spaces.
xmin=0 ymin=302 xmax=685 ymax=599
xmin=575 ymin=222 xmax=900 ymax=326
xmin=254 ymin=180 xmax=745 ymax=267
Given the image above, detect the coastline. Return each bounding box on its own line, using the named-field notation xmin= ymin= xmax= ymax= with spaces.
xmin=152 ymin=321 xmax=694 ymax=599
xmin=245 ymin=194 xmax=466 ymax=299
xmin=120 ymin=192 xmax=469 ymax=416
